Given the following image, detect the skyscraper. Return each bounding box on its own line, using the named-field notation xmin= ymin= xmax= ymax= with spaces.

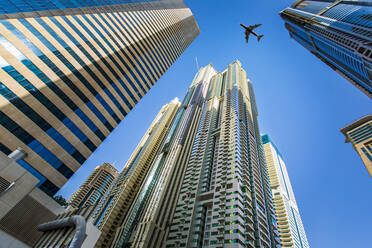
xmin=262 ymin=134 xmax=310 ymax=248
xmin=280 ymin=0 xmax=372 ymax=98
xmin=340 ymin=114 xmax=372 ymax=177
xmin=93 ymin=98 xmax=180 ymax=247
xmin=0 ymin=0 xmax=199 ymax=196
xmin=98 ymin=62 xmax=281 ymax=248
xmin=68 ymin=163 xmax=119 ymax=209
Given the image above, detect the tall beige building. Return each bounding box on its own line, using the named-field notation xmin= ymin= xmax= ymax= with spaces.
xmin=341 ymin=115 xmax=372 ymax=177
xmin=0 ymin=0 xmax=199 ymax=197
xmin=68 ymin=163 xmax=119 ymax=209
xmin=93 ymin=98 xmax=180 ymax=247
xmin=262 ymin=134 xmax=309 ymax=248
xmin=98 ymin=62 xmax=281 ymax=248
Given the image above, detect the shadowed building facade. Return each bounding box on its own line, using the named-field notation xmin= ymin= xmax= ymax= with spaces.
xmin=68 ymin=163 xmax=119 ymax=209
xmin=280 ymin=0 xmax=372 ymax=98
xmin=262 ymin=134 xmax=309 ymax=248
xmin=341 ymin=115 xmax=372 ymax=177
xmin=100 ymin=62 xmax=280 ymax=248
xmin=93 ymin=98 xmax=180 ymax=247
xmin=0 ymin=0 xmax=199 ymax=197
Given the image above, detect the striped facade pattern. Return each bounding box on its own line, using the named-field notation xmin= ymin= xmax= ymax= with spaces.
xmin=341 ymin=115 xmax=372 ymax=177
xmin=93 ymin=99 xmax=180 ymax=248
xmin=0 ymin=0 xmax=199 ymax=196
xmin=68 ymin=163 xmax=119 ymax=209
xmin=280 ymin=0 xmax=372 ymax=98
xmin=110 ymin=63 xmax=280 ymax=248
xmin=262 ymin=134 xmax=309 ymax=248
xmin=113 ymin=65 xmax=217 ymax=248
xmin=166 ymin=62 xmax=280 ymax=248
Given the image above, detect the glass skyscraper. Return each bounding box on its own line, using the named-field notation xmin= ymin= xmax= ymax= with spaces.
xmin=262 ymin=134 xmax=310 ymax=248
xmin=0 ymin=0 xmax=199 ymax=196
xmin=280 ymin=0 xmax=372 ymax=98
xmin=96 ymin=62 xmax=281 ymax=248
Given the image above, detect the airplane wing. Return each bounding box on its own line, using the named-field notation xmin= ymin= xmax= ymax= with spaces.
xmin=248 ymin=24 xmax=262 ymax=30
xmin=245 ymin=30 xmax=250 ymax=43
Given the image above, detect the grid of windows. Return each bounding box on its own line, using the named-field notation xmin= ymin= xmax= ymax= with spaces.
xmin=0 ymin=0 xmax=158 ymax=15
xmin=0 ymin=0 xmax=199 ymax=197
xmin=281 ymin=0 xmax=372 ymax=98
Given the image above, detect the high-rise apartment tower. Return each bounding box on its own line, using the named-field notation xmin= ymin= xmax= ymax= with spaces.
xmin=98 ymin=62 xmax=281 ymax=248
xmin=68 ymin=163 xmax=119 ymax=209
xmin=0 ymin=0 xmax=199 ymax=196
xmin=280 ymin=0 xmax=372 ymax=98
xmin=262 ymin=134 xmax=310 ymax=248
xmin=341 ymin=114 xmax=372 ymax=177
xmin=93 ymin=98 xmax=180 ymax=247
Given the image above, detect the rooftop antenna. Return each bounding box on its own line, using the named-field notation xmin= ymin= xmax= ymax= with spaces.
xmin=195 ymin=56 xmax=199 ymax=71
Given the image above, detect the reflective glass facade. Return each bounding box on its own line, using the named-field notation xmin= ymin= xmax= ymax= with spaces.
xmin=0 ymin=0 xmax=155 ymax=15
xmin=0 ymin=0 xmax=199 ymax=196
xmin=281 ymin=0 xmax=372 ymax=98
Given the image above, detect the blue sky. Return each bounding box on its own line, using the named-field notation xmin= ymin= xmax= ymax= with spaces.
xmin=59 ymin=1 xmax=372 ymax=247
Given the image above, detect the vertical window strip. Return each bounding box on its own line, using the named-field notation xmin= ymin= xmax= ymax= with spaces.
xmin=0 ymin=58 xmax=97 ymax=153
xmin=81 ymin=14 xmax=150 ymax=92
xmin=6 ymin=20 xmax=106 ymax=142
xmin=145 ymin=9 xmax=178 ymax=64
xmin=71 ymin=15 xmax=147 ymax=97
xmin=36 ymin=17 xmax=129 ymax=118
xmin=127 ymin=10 xmax=168 ymax=74
xmin=52 ymin=16 xmax=138 ymax=107
xmin=115 ymin=12 xmax=160 ymax=83
xmin=0 ymin=22 xmax=98 ymax=150
xmin=155 ymin=9 xmax=183 ymax=60
xmin=26 ymin=18 xmax=118 ymax=127
xmin=112 ymin=11 xmax=168 ymax=81
xmin=0 ymin=111 xmax=74 ymax=179
xmin=142 ymin=9 xmax=176 ymax=67
xmin=141 ymin=9 xmax=174 ymax=67
xmin=125 ymin=10 xmax=171 ymax=71
xmin=123 ymin=11 xmax=164 ymax=78
xmin=88 ymin=14 xmax=153 ymax=90
xmin=102 ymin=12 xmax=160 ymax=83
xmin=0 ymin=80 xmax=86 ymax=164
xmin=34 ymin=18 xmax=123 ymax=123
xmin=18 ymin=18 xmax=113 ymax=132
xmin=151 ymin=9 xmax=182 ymax=62
xmin=97 ymin=12 xmax=157 ymax=83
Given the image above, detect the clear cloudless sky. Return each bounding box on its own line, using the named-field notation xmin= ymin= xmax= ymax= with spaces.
xmin=59 ymin=1 xmax=372 ymax=247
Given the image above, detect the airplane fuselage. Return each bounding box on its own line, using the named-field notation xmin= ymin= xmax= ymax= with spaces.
xmin=240 ymin=24 xmax=259 ymax=37
xmin=240 ymin=23 xmax=263 ymax=43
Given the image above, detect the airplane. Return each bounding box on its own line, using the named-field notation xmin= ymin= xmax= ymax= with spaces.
xmin=240 ymin=23 xmax=264 ymax=43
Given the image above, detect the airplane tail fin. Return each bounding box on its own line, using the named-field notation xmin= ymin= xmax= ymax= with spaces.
xmin=257 ymin=35 xmax=264 ymax=42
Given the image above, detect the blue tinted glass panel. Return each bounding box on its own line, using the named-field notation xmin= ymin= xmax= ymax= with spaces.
xmin=0 ymin=0 xmax=158 ymax=14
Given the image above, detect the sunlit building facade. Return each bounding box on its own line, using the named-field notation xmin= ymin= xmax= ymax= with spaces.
xmin=0 ymin=0 xmax=199 ymax=196
xmin=68 ymin=163 xmax=119 ymax=209
xmin=93 ymin=99 xmax=180 ymax=247
xmin=102 ymin=62 xmax=281 ymax=248
xmin=341 ymin=115 xmax=372 ymax=177
xmin=262 ymin=134 xmax=309 ymax=248
xmin=280 ymin=0 xmax=372 ymax=98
